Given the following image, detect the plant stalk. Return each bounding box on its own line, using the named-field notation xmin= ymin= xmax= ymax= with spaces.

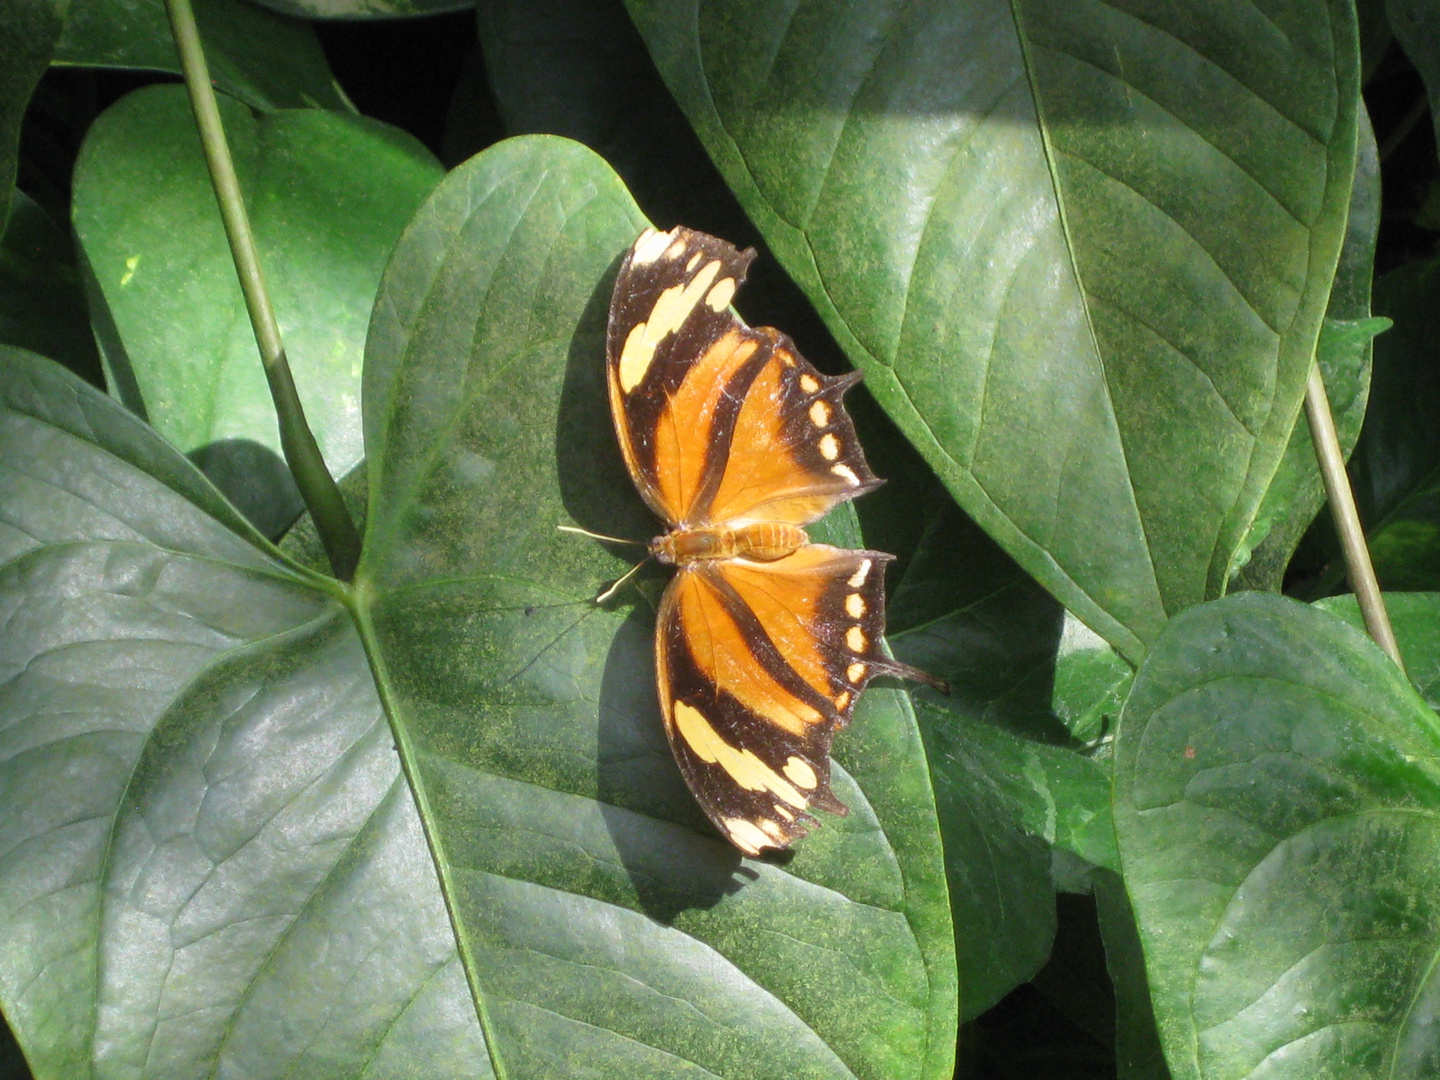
xmin=1305 ymin=362 xmax=1403 ymax=670
xmin=164 ymin=0 xmax=361 ymax=581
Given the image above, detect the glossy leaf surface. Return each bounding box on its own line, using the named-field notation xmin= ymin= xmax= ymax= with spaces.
xmin=1233 ymin=107 xmax=1383 ymax=592
xmin=625 ymin=0 xmax=1360 ymax=663
xmin=1114 ymin=593 xmax=1440 ymax=1080
xmin=53 ymin=0 xmax=348 ymax=112
xmin=0 ymin=347 xmax=487 ymax=1078
xmin=357 ymin=134 xmax=957 ymax=1079
xmin=72 ymin=85 xmax=440 ymax=534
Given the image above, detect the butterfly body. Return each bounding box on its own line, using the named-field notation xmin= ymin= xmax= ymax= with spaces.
xmin=605 ymin=225 xmax=935 ymax=856
xmin=651 ymin=522 xmax=808 ymax=564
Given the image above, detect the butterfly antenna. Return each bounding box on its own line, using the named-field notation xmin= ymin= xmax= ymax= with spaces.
xmin=557 ymin=524 xmax=648 ymax=547
xmin=595 ymin=554 xmax=653 ymax=604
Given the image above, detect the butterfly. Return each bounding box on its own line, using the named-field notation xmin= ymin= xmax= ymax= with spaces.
xmin=604 ymin=225 xmax=941 ymax=856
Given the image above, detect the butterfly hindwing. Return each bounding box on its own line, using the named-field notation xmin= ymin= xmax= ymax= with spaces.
xmin=654 ymin=546 xmax=897 ymax=854
xmin=606 ymin=226 xmax=879 ymax=528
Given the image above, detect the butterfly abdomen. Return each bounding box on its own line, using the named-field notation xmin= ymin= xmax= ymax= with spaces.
xmin=652 ymin=523 xmax=808 ymax=565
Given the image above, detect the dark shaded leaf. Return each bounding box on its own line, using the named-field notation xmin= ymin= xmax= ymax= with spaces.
xmin=0 ymin=189 xmax=101 ymax=384
xmin=1094 ymin=871 xmax=1171 ymax=1080
xmin=0 ymin=0 xmax=65 ymax=233
xmin=624 ymin=0 xmax=1361 ymax=664
xmin=1114 ymin=593 xmax=1440 ymax=1080
xmin=249 ymin=0 xmax=475 ymax=19
xmin=1388 ymin=0 xmax=1440 ymax=144
xmin=357 ymin=134 xmax=957 ymax=1078
xmin=1348 ymin=257 xmax=1440 ymax=589
xmin=53 ymin=0 xmax=349 ymax=112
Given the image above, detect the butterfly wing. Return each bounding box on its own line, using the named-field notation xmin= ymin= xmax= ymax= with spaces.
xmin=655 ymin=545 xmax=898 ymax=854
xmin=607 ymin=225 xmax=879 ymax=528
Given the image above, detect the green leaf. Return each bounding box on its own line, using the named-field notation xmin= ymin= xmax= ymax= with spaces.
xmin=1232 ymin=106 xmax=1384 ymax=592
xmin=624 ymin=0 xmax=1361 ymax=664
xmin=53 ymin=0 xmax=349 ymax=112
xmin=1114 ymin=592 xmax=1440 ymax=1080
xmin=1317 ymin=592 xmax=1440 ymax=711
xmin=1348 ymin=257 xmax=1440 ymax=590
xmin=356 ymin=133 xmax=957 ymax=1079
xmin=0 ymin=346 xmax=488 ymax=1078
xmin=72 ymin=85 xmax=441 ymax=536
xmin=0 ymin=189 xmax=101 ymax=384
xmin=1094 ymin=871 xmax=1171 ymax=1080
xmin=0 ymin=0 xmax=65 ymax=233
xmin=853 ymin=437 xmax=1116 ymax=1017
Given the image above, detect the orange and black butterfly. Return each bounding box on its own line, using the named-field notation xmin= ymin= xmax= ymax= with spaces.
xmin=605 ymin=225 xmax=942 ymax=856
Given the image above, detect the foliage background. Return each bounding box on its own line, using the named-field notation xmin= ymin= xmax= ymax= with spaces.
xmin=1 ymin=0 xmax=1439 ymax=1077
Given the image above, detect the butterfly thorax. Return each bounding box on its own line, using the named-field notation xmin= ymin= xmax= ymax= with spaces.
xmin=651 ymin=522 xmax=808 ymax=565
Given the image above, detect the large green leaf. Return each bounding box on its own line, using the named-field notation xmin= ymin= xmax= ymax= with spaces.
xmin=72 ymin=85 xmax=441 ymax=536
xmin=1232 ymin=105 xmax=1384 ymax=592
xmin=53 ymin=0 xmax=349 ymax=112
xmin=625 ymin=0 xmax=1360 ymax=663
xmin=1114 ymin=593 xmax=1440 ymax=1080
xmin=0 ymin=346 xmax=488 ymax=1078
xmin=356 ymin=134 xmax=957 ymax=1079
xmin=1346 ymin=258 xmax=1440 ymax=590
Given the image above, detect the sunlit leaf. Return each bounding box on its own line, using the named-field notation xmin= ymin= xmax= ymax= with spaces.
xmin=625 ymin=0 xmax=1361 ymax=664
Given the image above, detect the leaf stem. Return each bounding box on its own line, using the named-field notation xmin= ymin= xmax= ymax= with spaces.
xmin=1305 ymin=362 xmax=1403 ymax=670
xmin=164 ymin=0 xmax=361 ymax=581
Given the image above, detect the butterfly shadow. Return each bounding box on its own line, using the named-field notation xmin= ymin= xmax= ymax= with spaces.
xmin=554 ymin=265 xmax=760 ymax=925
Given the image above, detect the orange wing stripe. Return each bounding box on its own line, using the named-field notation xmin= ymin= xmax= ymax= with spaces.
xmin=652 ymin=328 xmax=759 ymax=519
xmin=673 ymin=572 xmax=825 ymax=736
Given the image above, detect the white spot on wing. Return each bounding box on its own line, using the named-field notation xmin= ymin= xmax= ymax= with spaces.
xmin=845 ymin=593 xmax=866 ymax=618
xmin=847 ymin=626 xmax=868 ymax=652
xmin=630 ymin=227 xmax=674 ymax=266
xmin=848 ymin=559 xmax=872 ymax=588
xmin=705 ymin=277 xmax=736 ymax=311
xmin=799 ymin=373 xmax=820 ymax=393
xmin=809 ymin=400 xmax=831 ymax=426
xmin=783 ymin=757 xmax=818 ymax=789
xmin=819 ymin=433 xmax=841 ymax=460
xmin=832 ymin=464 xmax=860 ymax=485
xmin=723 ymin=817 xmax=772 ymax=855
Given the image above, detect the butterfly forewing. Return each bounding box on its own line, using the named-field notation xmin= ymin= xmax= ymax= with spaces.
xmin=606 ymin=226 xmax=879 ymax=529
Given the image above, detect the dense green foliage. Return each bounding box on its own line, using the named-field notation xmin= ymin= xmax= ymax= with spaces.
xmin=1 ymin=0 xmax=1439 ymax=1077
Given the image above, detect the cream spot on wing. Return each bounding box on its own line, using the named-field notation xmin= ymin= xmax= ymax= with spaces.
xmin=617 ymin=259 xmax=723 ymax=392
xmin=832 ymin=464 xmax=860 ymax=485
xmin=674 ymin=701 xmax=807 ymax=808
xmin=848 ymin=560 xmax=872 ymax=588
xmin=665 ymin=238 xmax=687 ymax=260
xmin=845 ymin=593 xmax=866 ymax=618
xmin=819 ymin=433 xmax=841 ymax=460
xmin=847 ymin=626 xmax=868 ymax=652
xmin=775 ymin=805 xmax=795 ymax=822
xmin=630 ymin=227 xmax=672 ymax=265
xmin=834 ymin=691 xmax=851 ymax=711
xmin=799 ymin=373 xmax=820 ymax=393
xmin=686 ymin=251 xmax=702 ymax=272
xmin=809 ymin=400 xmax=831 ymax=426
xmin=847 ymin=662 xmax=866 ymax=683
xmin=783 ymin=757 xmax=818 ymax=789
xmin=723 ymin=817 xmax=771 ymax=855
xmin=705 ymin=276 xmax=736 ymax=311
xmin=759 ymin=818 xmax=785 ymax=841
